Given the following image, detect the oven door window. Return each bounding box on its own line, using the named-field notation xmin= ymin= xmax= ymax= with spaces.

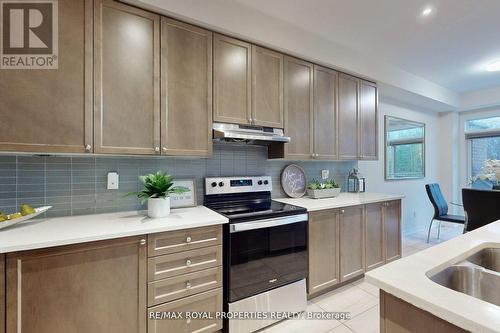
xmin=229 ymin=221 xmax=307 ymax=302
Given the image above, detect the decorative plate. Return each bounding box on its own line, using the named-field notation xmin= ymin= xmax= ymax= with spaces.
xmin=281 ymin=164 xmax=307 ymax=198
xmin=0 ymin=206 xmax=52 ymax=231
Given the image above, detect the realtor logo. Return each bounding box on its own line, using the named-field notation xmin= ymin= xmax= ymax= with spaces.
xmin=0 ymin=0 xmax=58 ymax=69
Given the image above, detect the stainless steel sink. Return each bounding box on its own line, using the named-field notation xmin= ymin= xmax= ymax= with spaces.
xmin=429 ymin=265 xmax=500 ymax=306
xmin=466 ymin=248 xmax=500 ymax=273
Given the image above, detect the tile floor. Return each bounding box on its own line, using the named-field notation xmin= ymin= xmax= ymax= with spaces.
xmin=259 ymin=222 xmax=464 ymax=333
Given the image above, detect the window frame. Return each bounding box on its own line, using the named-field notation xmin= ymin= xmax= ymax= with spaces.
xmin=465 ymin=114 xmax=500 ymax=180
xmin=384 ymin=115 xmax=426 ymax=181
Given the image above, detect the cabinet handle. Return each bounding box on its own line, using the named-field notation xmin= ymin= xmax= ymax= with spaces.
xmin=249 ymin=118 xmax=253 ymax=123
xmin=85 ymin=144 xmax=91 ymax=152
xmin=186 ymin=236 xmax=192 ymax=243
xmin=186 ymin=259 xmax=192 ymax=266
xmin=154 ymin=146 xmax=160 ymax=152
xmin=139 ymin=239 xmax=146 ymax=246
xmin=162 ymin=147 xmax=167 ymax=152
xmin=186 ymin=282 xmax=192 ymax=289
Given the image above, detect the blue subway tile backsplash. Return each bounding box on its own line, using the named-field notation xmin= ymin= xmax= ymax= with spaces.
xmin=0 ymin=144 xmax=356 ymax=217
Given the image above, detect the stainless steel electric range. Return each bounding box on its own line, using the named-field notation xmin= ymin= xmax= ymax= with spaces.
xmin=204 ymin=176 xmax=308 ymax=333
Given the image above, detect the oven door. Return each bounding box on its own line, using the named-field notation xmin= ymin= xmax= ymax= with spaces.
xmin=228 ymin=214 xmax=308 ymax=303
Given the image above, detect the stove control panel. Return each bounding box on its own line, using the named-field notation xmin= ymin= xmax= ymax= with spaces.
xmin=205 ymin=176 xmax=272 ymax=195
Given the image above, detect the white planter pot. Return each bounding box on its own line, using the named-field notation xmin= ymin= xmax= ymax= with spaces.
xmin=307 ymin=187 xmax=341 ymax=199
xmin=148 ymin=197 xmax=170 ymax=218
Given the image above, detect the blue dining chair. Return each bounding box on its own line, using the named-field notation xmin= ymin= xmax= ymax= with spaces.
xmin=425 ymin=184 xmax=465 ymax=243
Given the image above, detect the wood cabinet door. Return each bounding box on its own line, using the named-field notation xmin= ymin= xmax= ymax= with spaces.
xmin=385 ymin=200 xmax=402 ymax=263
xmin=313 ymin=65 xmax=338 ymax=159
xmin=308 ymin=210 xmax=340 ymax=295
xmin=252 ymin=46 xmax=284 ymax=128
xmin=6 ymin=237 xmax=147 ymax=333
xmin=365 ymin=203 xmax=385 ymax=270
xmin=338 ymin=73 xmax=359 ymax=160
xmin=339 ymin=205 xmax=365 ymax=281
xmin=213 ymin=34 xmax=251 ymax=125
xmin=94 ymin=0 xmax=160 ymax=154
xmin=359 ymin=80 xmax=378 ymax=160
xmin=284 ymin=56 xmax=314 ymax=159
xmin=0 ymin=0 xmax=92 ymax=153
xmin=161 ymin=18 xmax=212 ymax=157
xmin=148 ymin=288 xmax=222 ymax=333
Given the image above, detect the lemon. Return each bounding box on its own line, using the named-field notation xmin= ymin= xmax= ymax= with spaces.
xmin=20 ymin=204 xmax=35 ymax=216
xmin=7 ymin=212 xmax=22 ymax=220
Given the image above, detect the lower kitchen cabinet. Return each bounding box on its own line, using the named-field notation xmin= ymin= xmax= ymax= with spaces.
xmin=380 ymin=291 xmax=468 ymax=333
xmin=308 ymin=209 xmax=340 ymax=295
xmin=308 ymin=200 xmax=401 ymax=293
xmin=147 ymin=225 xmax=223 ymax=333
xmin=148 ymin=288 xmax=222 ymax=333
xmin=5 ymin=237 xmax=147 ymax=333
xmin=365 ymin=202 xmax=385 ymax=270
xmin=385 ymin=200 xmax=402 ymax=262
xmin=339 ymin=205 xmax=365 ymax=282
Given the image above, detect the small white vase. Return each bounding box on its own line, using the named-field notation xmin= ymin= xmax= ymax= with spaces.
xmin=147 ymin=197 xmax=170 ymax=218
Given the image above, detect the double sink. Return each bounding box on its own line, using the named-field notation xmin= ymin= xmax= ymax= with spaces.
xmin=429 ymin=247 xmax=500 ymax=307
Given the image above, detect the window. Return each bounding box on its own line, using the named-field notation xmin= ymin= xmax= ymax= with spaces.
xmin=465 ymin=115 xmax=500 ymax=177
xmin=385 ymin=116 xmax=425 ymax=180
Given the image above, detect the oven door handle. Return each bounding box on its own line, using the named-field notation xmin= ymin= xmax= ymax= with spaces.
xmin=230 ymin=213 xmax=308 ymax=233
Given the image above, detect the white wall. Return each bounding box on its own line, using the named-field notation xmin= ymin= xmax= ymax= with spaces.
xmin=359 ymin=100 xmax=443 ymax=235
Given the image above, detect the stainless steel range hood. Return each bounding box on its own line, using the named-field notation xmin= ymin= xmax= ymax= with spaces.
xmin=213 ymin=122 xmax=290 ymax=145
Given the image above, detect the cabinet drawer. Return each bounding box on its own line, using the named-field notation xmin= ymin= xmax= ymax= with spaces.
xmin=148 ymin=267 xmax=222 ymax=306
xmin=148 ymin=226 xmax=222 ymax=257
xmin=148 ymin=288 xmax=223 ymax=333
xmin=148 ymin=245 xmax=222 ymax=281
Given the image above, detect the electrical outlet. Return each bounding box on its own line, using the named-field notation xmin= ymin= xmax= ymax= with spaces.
xmin=321 ymin=169 xmax=329 ymax=180
xmin=107 ymin=172 xmax=119 ymax=190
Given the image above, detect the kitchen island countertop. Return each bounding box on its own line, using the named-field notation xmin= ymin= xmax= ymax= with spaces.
xmin=366 ymin=220 xmax=500 ymax=333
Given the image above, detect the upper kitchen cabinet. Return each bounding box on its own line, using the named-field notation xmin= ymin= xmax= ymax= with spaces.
xmin=313 ymin=65 xmax=338 ymax=159
xmin=94 ymin=0 xmax=160 ymax=155
xmin=161 ymin=18 xmax=212 ymax=157
xmin=338 ymin=73 xmax=359 ymax=160
xmin=359 ymin=80 xmax=378 ymax=160
xmin=0 ymin=0 xmax=92 ymax=153
xmin=251 ymin=46 xmax=284 ymax=128
xmin=213 ymin=34 xmax=252 ymax=125
xmin=283 ymin=56 xmax=314 ymax=159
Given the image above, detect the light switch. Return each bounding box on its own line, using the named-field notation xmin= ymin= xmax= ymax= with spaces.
xmin=107 ymin=172 xmax=119 ymax=190
xmin=321 ymin=169 xmax=329 ymax=180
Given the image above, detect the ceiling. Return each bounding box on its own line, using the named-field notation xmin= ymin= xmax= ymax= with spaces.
xmin=233 ymin=0 xmax=500 ymax=93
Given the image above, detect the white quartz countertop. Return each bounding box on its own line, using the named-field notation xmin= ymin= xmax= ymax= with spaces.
xmin=366 ymin=220 xmax=500 ymax=333
xmin=273 ymin=192 xmax=404 ymax=211
xmin=0 ymin=206 xmax=228 ymax=254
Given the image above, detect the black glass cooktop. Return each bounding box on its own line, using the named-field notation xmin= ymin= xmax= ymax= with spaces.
xmin=204 ymin=192 xmax=306 ymax=223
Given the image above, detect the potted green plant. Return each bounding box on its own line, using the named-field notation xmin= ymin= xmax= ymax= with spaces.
xmin=128 ymin=171 xmax=190 ymax=218
xmin=307 ymin=178 xmax=341 ymax=199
